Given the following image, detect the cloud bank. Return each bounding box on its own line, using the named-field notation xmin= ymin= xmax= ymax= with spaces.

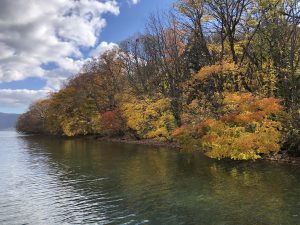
xmin=0 ymin=89 xmax=49 ymax=108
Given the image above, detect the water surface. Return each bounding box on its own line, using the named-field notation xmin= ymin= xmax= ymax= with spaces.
xmin=0 ymin=131 xmax=300 ymax=224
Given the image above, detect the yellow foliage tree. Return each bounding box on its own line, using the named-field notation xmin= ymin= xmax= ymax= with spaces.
xmin=46 ymin=86 xmax=100 ymax=137
xmin=194 ymin=61 xmax=237 ymax=81
xmin=121 ymin=96 xmax=176 ymax=140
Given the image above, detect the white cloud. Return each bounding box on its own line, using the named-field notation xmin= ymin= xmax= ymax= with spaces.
xmin=0 ymin=89 xmax=49 ymax=108
xmin=0 ymin=0 xmax=120 ymax=85
xmin=91 ymin=42 xmax=118 ymax=57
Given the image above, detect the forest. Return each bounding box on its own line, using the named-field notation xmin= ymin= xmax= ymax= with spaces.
xmin=17 ymin=0 xmax=300 ymax=160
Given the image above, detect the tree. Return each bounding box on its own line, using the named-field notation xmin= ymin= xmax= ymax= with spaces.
xmin=174 ymin=92 xmax=283 ymax=160
xmin=205 ymin=0 xmax=252 ymax=63
xmin=16 ymin=99 xmax=50 ymax=134
xmin=175 ymin=0 xmax=212 ymax=72
xmin=82 ymin=48 xmax=126 ymax=112
xmin=121 ymin=95 xmax=176 ymax=140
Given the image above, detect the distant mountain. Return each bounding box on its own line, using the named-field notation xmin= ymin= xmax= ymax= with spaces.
xmin=0 ymin=113 xmax=20 ymax=130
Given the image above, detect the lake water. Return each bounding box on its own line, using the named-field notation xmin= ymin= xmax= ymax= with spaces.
xmin=0 ymin=131 xmax=300 ymax=225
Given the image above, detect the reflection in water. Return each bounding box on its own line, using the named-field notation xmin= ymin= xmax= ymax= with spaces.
xmin=0 ymin=131 xmax=300 ymax=224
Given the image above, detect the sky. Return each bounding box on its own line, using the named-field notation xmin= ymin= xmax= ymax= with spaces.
xmin=0 ymin=0 xmax=173 ymax=114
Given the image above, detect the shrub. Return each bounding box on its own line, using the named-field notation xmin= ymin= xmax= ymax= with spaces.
xmin=121 ymin=96 xmax=176 ymax=140
xmin=173 ymin=92 xmax=283 ymax=160
xmin=98 ymin=110 xmax=125 ymax=136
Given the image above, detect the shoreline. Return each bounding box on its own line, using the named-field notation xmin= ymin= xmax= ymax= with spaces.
xmin=262 ymin=153 xmax=300 ymax=165
xmin=95 ymin=136 xmax=181 ymax=149
xmin=16 ymin=131 xmax=300 ymax=165
xmin=94 ymin=136 xmax=300 ymax=165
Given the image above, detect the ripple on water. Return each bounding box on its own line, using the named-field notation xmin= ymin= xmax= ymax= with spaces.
xmin=1 ymin=131 xmax=300 ymax=225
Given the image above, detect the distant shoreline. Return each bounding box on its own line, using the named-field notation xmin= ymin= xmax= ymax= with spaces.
xmin=0 ymin=128 xmax=16 ymax=131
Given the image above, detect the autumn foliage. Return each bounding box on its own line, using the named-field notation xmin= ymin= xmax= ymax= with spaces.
xmin=121 ymin=96 xmax=176 ymax=140
xmin=16 ymin=0 xmax=300 ymax=160
xmin=98 ymin=110 xmax=124 ymax=135
xmin=16 ymin=99 xmax=50 ymax=134
xmin=173 ymin=93 xmax=283 ymax=160
xmin=194 ymin=62 xmax=237 ymax=81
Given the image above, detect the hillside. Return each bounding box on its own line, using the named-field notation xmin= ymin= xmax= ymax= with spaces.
xmin=0 ymin=113 xmax=20 ymax=130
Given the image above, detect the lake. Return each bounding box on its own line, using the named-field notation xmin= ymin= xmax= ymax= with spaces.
xmin=0 ymin=131 xmax=300 ymax=225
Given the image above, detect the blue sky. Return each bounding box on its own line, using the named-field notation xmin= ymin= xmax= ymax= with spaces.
xmin=0 ymin=0 xmax=173 ymax=114
xmin=101 ymin=0 xmax=173 ymax=43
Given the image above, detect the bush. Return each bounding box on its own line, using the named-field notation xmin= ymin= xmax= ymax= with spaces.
xmin=98 ymin=110 xmax=125 ymax=136
xmin=121 ymin=96 xmax=176 ymax=140
xmin=173 ymin=92 xmax=283 ymax=160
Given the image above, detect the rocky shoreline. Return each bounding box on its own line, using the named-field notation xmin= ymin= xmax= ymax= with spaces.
xmin=263 ymin=152 xmax=300 ymax=165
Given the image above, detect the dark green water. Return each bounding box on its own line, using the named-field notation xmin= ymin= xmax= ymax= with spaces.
xmin=1 ymin=131 xmax=300 ymax=225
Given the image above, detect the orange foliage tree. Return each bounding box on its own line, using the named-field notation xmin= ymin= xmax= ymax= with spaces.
xmin=98 ymin=110 xmax=125 ymax=136
xmin=173 ymin=92 xmax=283 ymax=160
